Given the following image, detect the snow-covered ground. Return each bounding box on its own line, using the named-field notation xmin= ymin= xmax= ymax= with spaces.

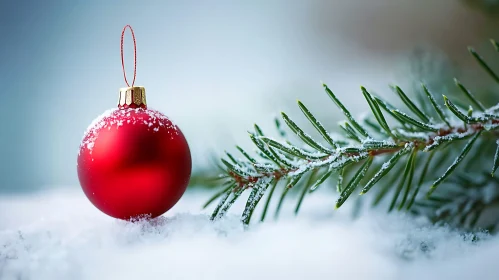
xmin=1 ymin=188 xmax=498 ymax=280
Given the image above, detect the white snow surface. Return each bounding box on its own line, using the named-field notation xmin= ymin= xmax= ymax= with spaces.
xmin=1 ymin=189 xmax=499 ymax=280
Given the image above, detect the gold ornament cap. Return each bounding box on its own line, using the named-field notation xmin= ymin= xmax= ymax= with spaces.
xmin=118 ymin=86 xmax=147 ymax=109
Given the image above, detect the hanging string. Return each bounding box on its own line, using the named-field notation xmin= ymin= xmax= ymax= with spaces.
xmin=121 ymin=25 xmax=137 ymax=87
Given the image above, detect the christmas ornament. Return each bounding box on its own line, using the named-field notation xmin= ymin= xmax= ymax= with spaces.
xmin=77 ymin=25 xmax=191 ymax=220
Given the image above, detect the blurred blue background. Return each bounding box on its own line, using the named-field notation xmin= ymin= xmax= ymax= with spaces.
xmin=1 ymin=0 xmax=498 ymax=193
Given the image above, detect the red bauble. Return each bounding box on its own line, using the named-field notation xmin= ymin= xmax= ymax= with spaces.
xmin=77 ymin=103 xmax=191 ymax=220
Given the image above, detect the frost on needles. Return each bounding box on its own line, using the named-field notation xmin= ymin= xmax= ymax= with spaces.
xmin=205 ymin=39 xmax=499 ymax=231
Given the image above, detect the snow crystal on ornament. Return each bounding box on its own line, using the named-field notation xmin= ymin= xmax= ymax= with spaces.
xmin=79 ymin=108 xmax=178 ymax=155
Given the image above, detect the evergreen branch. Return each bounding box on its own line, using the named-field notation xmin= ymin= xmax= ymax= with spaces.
xmin=390 ymin=110 xmax=439 ymax=132
xmin=214 ymin=187 xmax=245 ymax=220
xmin=372 ymin=95 xmax=410 ymax=126
xmin=221 ymin=158 xmax=254 ymax=178
xmin=206 ymin=42 xmax=499 ymax=228
xmin=389 ymin=149 xmax=417 ymax=212
xmin=254 ymin=124 xmax=265 ymax=136
xmin=275 ymin=177 xmax=299 ymax=219
xmin=203 ymin=182 xmax=233 ymax=209
xmin=310 ymin=168 xmax=334 ymax=192
xmin=424 ymin=130 xmax=474 ymax=152
xmin=241 ymin=178 xmax=272 ymax=224
xmin=391 ymin=85 xmax=430 ymax=123
xmin=210 ymin=185 xmax=234 ymax=220
xmin=225 ymin=151 xmax=238 ymax=164
xmin=236 ymin=145 xmax=257 ymax=163
xmin=324 ymin=84 xmax=370 ymax=138
xmin=260 ymin=179 xmax=278 ymax=221
xmin=422 ymin=84 xmax=451 ymax=127
xmin=443 ymin=96 xmax=488 ymax=123
xmin=267 ymin=146 xmax=294 ymax=168
xmin=260 ymin=136 xmax=326 ymax=159
xmin=274 ymin=117 xmax=287 ymax=137
xmin=406 ymin=150 xmax=436 ymax=210
xmin=399 ymin=149 xmax=418 ymax=210
xmin=250 ymin=134 xmax=284 ymax=168
xmin=295 ymin=170 xmax=319 ymax=214
xmin=281 ymin=112 xmax=332 ymax=154
xmin=427 ymin=131 xmax=482 ymax=197
xmin=492 ymin=140 xmax=499 ymax=177
xmin=215 ymin=96 xmax=498 ymax=224
xmin=414 ymin=173 xmax=499 ymax=230
xmin=337 ymin=167 xmax=345 ymax=193
xmin=361 ymin=87 xmax=393 ymax=137
xmin=373 ymin=163 xmax=403 ymax=207
xmin=335 ymin=156 xmax=373 ymax=208
xmin=468 ymin=47 xmax=499 ymax=83
xmin=297 ymin=101 xmax=337 ymax=148
xmin=454 ymin=79 xmax=486 ymax=111
xmin=492 ymin=39 xmax=499 ymax=52
xmin=361 ymin=143 xmax=412 ymax=194
xmin=340 ymin=122 xmax=362 ymax=142
xmin=364 ymin=117 xmax=388 ymax=136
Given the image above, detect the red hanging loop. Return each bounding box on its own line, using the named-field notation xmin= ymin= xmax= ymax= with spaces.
xmin=121 ymin=25 xmax=137 ymax=87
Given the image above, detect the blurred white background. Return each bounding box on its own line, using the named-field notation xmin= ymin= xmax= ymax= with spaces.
xmin=0 ymin=0 xmax=498 ymax=193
